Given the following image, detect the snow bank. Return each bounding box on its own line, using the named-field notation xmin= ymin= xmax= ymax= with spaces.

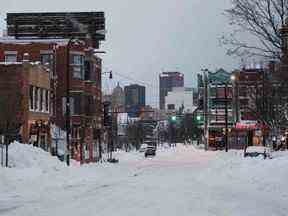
xmin=197 ymin=150 xmax=288 ymax=199
xmin=3 ymin=141 xmax=65 ymax=170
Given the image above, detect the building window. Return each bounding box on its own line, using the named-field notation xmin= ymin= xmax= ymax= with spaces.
xmin=167 ymin=104 xmax=175 ymax=110
xmin=93 ymin=142 xmax=98 ymax=159
xmin=84 ymin=144 xmax=89 ymax=160
xmin=40 ymin=89 xmax=44 ymax=112
xmin=5 ymin=53 xmax=17 ymax=62
xmin=45 ymin=90 xmax=49 ymax=112
xmin=41 ymin=53 xmax=54 ymax=77
xmin=70 ymin=54 xmax=84 ymax=80
xmin=85 ymin=60 xmax=91 ymax=80
xmin=34 ymin=87 xmax=39 ymax=111
xmin=29 ymin=86 xmax=34 ymax=111
xmin=62 ymin=97 xmax=75 ymax=116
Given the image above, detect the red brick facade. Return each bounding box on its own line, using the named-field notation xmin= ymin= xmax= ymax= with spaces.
xmin=0 ymin=38 xmax=103 ymax=163
xmin=0 ymin=63 xmax=51 ymax=149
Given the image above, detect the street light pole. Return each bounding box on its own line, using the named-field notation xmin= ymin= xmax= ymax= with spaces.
xmin=224 ymin=82 xmax=229 ymax=152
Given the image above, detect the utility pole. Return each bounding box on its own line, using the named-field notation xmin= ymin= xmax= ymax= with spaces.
xmin=65 ymin=39 xmax=72 ymax=166
xmin=202 ymin=69 xmax=209 ymax=151
xmin=224 ymin=82 xmax=229 ymax=152
xmin=5 ymin=136 xmax=8 ymax=167
xmin=262 ymin=69 xmax=266 ymax=146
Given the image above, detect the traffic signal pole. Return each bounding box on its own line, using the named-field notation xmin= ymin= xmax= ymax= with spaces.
xmin=224 ymin=83 xmax=228 ymax=152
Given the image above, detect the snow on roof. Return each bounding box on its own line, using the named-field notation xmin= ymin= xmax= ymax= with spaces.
xmin=0 ymin=36 xmax=69 ymax=45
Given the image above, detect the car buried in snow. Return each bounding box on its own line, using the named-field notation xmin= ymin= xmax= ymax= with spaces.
xmin=244 ymin=146 xmax=272 ymax=159
xmin=144 ymin=146 xmax=156 ymax=158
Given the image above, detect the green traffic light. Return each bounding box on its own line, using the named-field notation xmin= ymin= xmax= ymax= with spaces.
xmin=171 ymin=116 xmax=177 ymax=121
xmin=196 ymin=115 xmax=202 ymax=121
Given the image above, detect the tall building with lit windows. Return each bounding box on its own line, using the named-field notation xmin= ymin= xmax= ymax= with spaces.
xmin=159 ymin=71 xmax=184 ymax=110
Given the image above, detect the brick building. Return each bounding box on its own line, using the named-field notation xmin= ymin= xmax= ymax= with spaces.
xmin=0 ymin=62 xmax=51 ymax=150
xmin=197 ymin=69 xmax=234 ymax=149
xmin=0 ymin=37 xmax=103 ymax=163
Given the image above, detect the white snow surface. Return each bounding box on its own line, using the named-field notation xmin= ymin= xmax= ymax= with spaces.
xmin=1 ymin=142 xmax=288 ymax=216
xmin=6 ymin=142 xmax=65 ymax=170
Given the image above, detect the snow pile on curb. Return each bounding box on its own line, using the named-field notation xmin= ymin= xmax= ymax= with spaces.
xmin=197 ymin=150 xmax=288 ymax=197
xmin=4 ymin=141 xmax=65 ymax=170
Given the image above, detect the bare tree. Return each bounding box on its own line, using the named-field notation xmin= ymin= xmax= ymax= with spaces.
xmin=222 ymin=0 xmax=288 ymax=59
xmin=246 ymin=76 xmax=288 ymax=135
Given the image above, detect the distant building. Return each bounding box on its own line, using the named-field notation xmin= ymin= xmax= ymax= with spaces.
xmin=124 ymin=84 xmax=145 ymax=117
xmin=159 ymin=71 xmax=184 ymax=110
xmin=111 ymin=82 xmax=125 ymax=112
xmin=165 ymin=87 xmax=196 ymax=113
xmin=197 ymin=68 xmax=234 ymax=148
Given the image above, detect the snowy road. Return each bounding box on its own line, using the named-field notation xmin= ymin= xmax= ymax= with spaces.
xmin=1 ymin=144 xmax=288 ymax=216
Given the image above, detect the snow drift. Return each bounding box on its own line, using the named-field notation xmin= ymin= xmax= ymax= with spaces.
xmin=2 ymin=141 xmax=65 ymax=170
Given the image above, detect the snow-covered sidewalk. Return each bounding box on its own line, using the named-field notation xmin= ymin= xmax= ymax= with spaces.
xmin=1 ymin=143 xmax=288 ymax=216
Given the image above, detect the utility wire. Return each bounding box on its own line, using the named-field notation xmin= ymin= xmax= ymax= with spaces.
xmin=112 ymin=71 xmax=159 ymax=89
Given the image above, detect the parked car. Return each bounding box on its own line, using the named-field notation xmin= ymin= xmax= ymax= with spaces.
xmin=145 ymin=146 xmax=156 ymax=157
xmin=215 ymin=137 xmax=225 ymax=149
xmin=244 ymin=146 xmax=272 ymax=159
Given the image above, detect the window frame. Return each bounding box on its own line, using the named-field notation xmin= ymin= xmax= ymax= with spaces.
xmin=40 ymin=51 xmax=55 ymax=78
xmin=70 ymin=53 xmax=85 ymax=80
xmin=4 ymin=51 xmax=17 ymax=63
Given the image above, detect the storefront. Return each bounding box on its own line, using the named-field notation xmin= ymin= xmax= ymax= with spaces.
xmin=29 ymin=120 xmax=50 ymax=151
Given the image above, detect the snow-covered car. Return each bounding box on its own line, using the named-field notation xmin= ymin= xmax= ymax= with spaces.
xmin=139 ymin=144 xmax=148 ymax=152
xmin=244 ymin=146 xmax=272 ymax=159
xmin=145 ymin=146 xmax=156 ymax=157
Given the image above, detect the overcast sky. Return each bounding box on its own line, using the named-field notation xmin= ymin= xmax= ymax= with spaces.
xmin=0 ymin=0 xmax=240 ymax=108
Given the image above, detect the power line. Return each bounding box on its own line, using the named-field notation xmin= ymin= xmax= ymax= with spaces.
xmin=112 ymin=71 xmax=159 ymax=89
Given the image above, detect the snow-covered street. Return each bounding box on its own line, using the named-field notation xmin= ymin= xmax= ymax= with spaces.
xmin=1 ymin=143 xmax=288 ymax=216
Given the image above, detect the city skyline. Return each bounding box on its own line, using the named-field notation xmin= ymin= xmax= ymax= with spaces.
xmin=0 ymin=0 xmax=240 ymax=108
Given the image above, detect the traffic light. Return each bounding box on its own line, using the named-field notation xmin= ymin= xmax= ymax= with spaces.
xmin=194 ymin=113 xmax=203 ymax=126
xmin=103 ymin=102 xmax=112 ymax=127
xmin=168 ymin=115 xmax=177 ymax=124
xmin=171 ymin=116 xmax=177 ymax=122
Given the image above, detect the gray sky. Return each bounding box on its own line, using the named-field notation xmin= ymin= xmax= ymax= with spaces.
xmin=0 ymin=0 xmax=239 ymax=108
